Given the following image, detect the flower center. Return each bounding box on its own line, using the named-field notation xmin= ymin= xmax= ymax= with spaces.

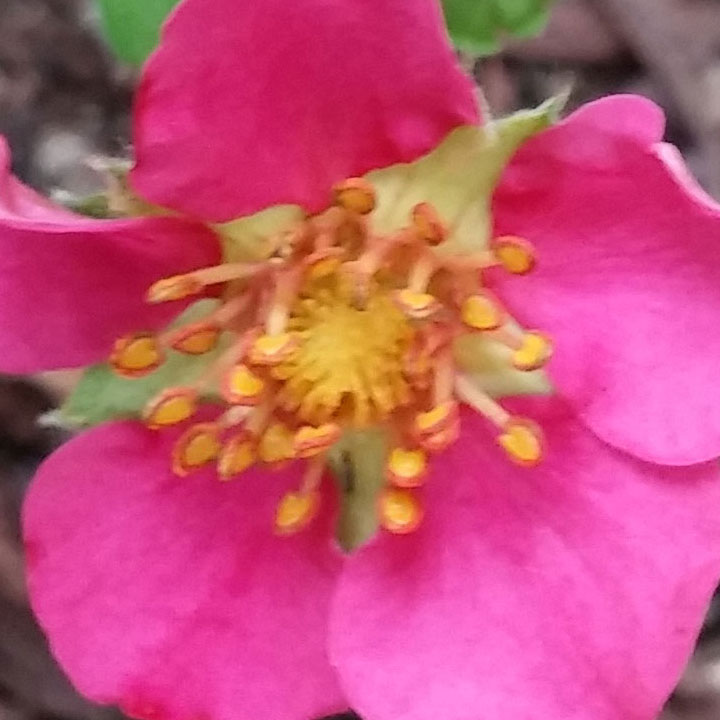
xmin=109 ymin=178 xmax=552 ymax=538
xmin=276 ymin=276 xmax=412 ymax=426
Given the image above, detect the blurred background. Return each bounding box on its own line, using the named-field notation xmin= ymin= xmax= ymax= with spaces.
xmin=2 ymin=1 xmax=720 ymax=719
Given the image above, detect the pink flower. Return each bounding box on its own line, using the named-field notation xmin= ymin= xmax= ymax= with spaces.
xmin=4 ymin=1 xmax=720 ymax=720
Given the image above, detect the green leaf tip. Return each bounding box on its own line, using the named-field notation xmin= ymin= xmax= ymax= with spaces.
xmin=62 ymin=300 xmax=230 ymax=427
xmin=96 ymin=0 xmax=180 ymax=65
xmin=441 ymin=0 xmax=555 ymax=56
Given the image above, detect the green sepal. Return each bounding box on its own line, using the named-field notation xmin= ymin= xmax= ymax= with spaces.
xmin=329 ymin=428 xmax=388 ymax=552
xmin=62 ymin=300 xmax=231 ymax=427
xmin=214 ymin=205 xmax=305 ymax=263
xmin=368 ymin=95 xmax=566 ymax=256
xmin=441 ymin=0 xmax=554 ymax=56
xmin=96 ymin=0 xmax=180 ymax=66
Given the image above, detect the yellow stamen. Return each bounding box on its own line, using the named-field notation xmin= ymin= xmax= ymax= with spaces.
xmin=110 ymin=333 xmax=163 ymax=377
xmin=412 ymin=203 xmax=447 ymax=245
xmin=394 ymin=289 xmax=440 ymax=320
xmin=461 ymin=292 xmax=504 ymax=331
xmin=294 ymin=423 xmax=342 ymax=458
xmin=379 ymin=487 xmax=423 ymax=534
xmin=492 ymin=236 xmax=536 ymax=275
xmin=415 ymin=401 xmax=458 ymax=436
xmin=168 ymin=322 xmax=221 ymax=355
xmin=143 ymin=388 xmax=197 ymax=429
xmin=333 ymin=177 xmax=376 ymax=215
xmin=419 ymin=421 xmax=459 ymax=453
xmin=498 ymin=418 xmax=543 ymax=466
xmin=512 ymin=331 xmax=553 ymax=371
xmin=249 ymin=332 xmax=299 ymax=366
xmin=258 ymin=423 xmax=296 ymax=464
xmin=454 ymin=374 xmax=510 ymax=428
xmin=386 ymin=448 xmax=427 ymax=488
xmin=218 ymin=433 xmax=256 ymax=480
xmin=223 ymin=364 xmax=266 ymax=405
xmin=275 ymin=489 xmax=321 ymax=535
xmin=147 ymin=275 xmax=202 ymax=303
xmin=172 ymin=423 xmax=222 ymax=476
xmin=148 ymin=263 xmax=266 ymax=304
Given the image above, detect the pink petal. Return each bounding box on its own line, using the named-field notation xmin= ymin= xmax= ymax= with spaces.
xmin=330 ymin=401 xmax=720 ymax=720
xmin=490 ymin=95 xmax=720 ymax=465
xmin=131 ymin=0 xmax=479 ymax=222
xmin=24 ymin=419 xmax=347 ymax=720
xmin=0 ymin=138 xmax=221 ymax=373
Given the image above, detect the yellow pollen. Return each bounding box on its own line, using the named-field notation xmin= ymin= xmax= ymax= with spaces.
xmin=223 ymin=364 xmax=266 ymax=405
xmin=275 ymin=491 xmax=321 ymax=535
xmin=277 ymin=278 xmax=412 ymax=426
xmin=259 ymin=423 xmax=296 ymax=464
xmin=512 ymin=331 xmax=553 ymax=371
xmin=379 ymin=488 xmax=423 ymax=534
xmin=249 ymin=333 xmax=299 ymax=366
xmin=172 ymin=423 xmax=222 ymax=476
xmin=461 ymin=293 xmax=504 ymax=331
xmin=493 ymin=236 xmax=536 ymax=275
xmin=143 ymin=389 xmax=197 ymax=429
xmin=498 ymin=418 xmax=543 ymax=466
xmin=110 ymin=334 xmax=162 ymax=377
xmin=394 ymin=289 xmax=440 ymax=320
xmin=333 ymin=178 xmax=376 ymax=215
xmin=387 ymin=448 xmax=427 ymax=488
xmin=169 ymin=323 xmax=220 ymax=355
xmin=218 ymin=434 xmax=256 ymax=480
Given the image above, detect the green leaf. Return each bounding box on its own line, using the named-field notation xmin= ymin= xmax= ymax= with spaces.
xmin=441 ymin=0 xmax=554 ymax=56
xmin=63 ymin=300 xmax=231 ymax=427
xmin=368 ymin=95 xmax=566 ymax=255
xmin=96 ymin=0 xmax=180 ymax=65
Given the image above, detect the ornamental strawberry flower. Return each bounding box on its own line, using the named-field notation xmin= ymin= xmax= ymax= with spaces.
xmin=4 ymin=1 xmax=720 ymax=720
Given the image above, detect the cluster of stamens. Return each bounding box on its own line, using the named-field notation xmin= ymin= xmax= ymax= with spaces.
xmin=110 ymin=178 xmax=552 ymax=536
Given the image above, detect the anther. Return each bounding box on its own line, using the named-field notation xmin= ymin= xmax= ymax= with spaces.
xmin=249 ymin=332 xmax=299 ymax=366
xmin=379 ymin=487 xmax=423 ymax=534
xmin=172 ymin=423 xmax=222 ymax=476
xmin=147 ymin=275 xmax=203 ymax=303
xmin=222 ymin=364 xmax=266 ymax=405
xmin=419 ymin=421 xmax=459 ymax=453
xmin=217 ymin=432 xmax=256 ymax=480
xmin=258 ymin=422 xmax=296 ymax=464
xmin=414 ymin=401 xmax=459 ymax=437
xmin=148 ymin=263 xmax=267 ymax=304
xmin=294 ymin=423 xmax=342 ymax=458
xmin=143 ymin=388 xmax=197 ymax=429
xmin=394 ymin=289 xmax=440 ymax=320
xmin=492 ymin=236 xmax=536 ymax=275
xmin=461 ymin=292 xmax=504 ymax=331
xmin=498 ymin=418 xmax=543 ymax=466
xmin=386 ymin=448 xmax=427 ymax=488
xmin=512 ymin=331 xmax=553 ymax=371
xmin=110 ymin=333 xmax=163 ymax=377
xmin=333 ymin=178 xmax=376 ymax=215
xmin=275 ymin=489 xmax=321 ymax=535
xmin=167 ymin=321 xmax=221 ymax=355
xmin=412 ymin=203 xmax=447 ymax=245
